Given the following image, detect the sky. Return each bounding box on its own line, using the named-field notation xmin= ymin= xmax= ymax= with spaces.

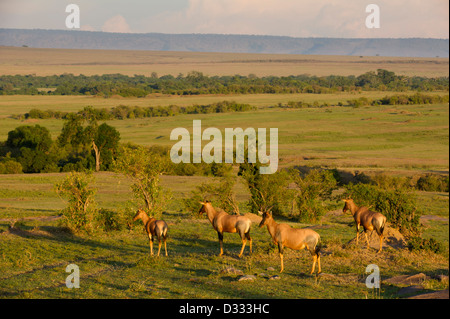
xmin=0 ymin=0 xmax=448 ymax=38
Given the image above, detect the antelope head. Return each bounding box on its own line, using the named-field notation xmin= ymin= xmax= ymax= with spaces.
xmin=133 ymin=208 xmax=146 ymax=221
xmin=198 ymin=200 xmax=211 ymax=216
xmin=342 ymin=198 xmax=354 ymax=214
xmin=258 ymin=210 xmax=273 ymax=228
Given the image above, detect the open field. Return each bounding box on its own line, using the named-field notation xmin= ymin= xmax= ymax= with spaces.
xmin=0 ymin=172 xmax=448 ymax=299
xmin=0 ymin=46 xmax=448 ymax=77
xmin=0 ymin=47 xmax=448 ymax=300
xmin=0 ymin=94 xmax=448 ymax=174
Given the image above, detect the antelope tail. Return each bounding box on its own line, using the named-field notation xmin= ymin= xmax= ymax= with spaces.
xmin=373 ymin=217 xmax=386 ymax=236
xmin=314 ymin=237 xmax=322 ymax=256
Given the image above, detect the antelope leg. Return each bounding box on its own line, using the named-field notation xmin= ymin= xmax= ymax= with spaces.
xmin=238 ymin=239 xmax=247 ymax=258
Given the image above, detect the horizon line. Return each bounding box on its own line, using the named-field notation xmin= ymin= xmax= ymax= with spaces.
xmin=1 ymin=27 xmax=449 ymax=41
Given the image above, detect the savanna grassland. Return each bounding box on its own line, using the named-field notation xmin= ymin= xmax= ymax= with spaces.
xmin=0 ymin=47 xmax=448 ymax=299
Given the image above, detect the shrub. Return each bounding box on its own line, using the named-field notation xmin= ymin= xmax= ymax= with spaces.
xmin=94 ymin=209 xmax=123 ymax=232
xmin=344 ymin=183 xmax=421 ymax=235
xmin=291 ymin=169 xmax=338 ymax=222
xmin=407 ymin=236 xmax=444 ymax=254
xmin=0 ymin=158 xmax=23 ymax=174
xmin=55 ymin=172 xmax=97 ymax=232
xmin=416 ymin=174 xmax=449 ymax=193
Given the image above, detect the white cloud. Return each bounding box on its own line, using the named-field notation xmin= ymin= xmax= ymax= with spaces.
xmin=101 ymin=15 xmax=132 ymax=33
xmin=140 ymin=0 xmax=449 ymax=38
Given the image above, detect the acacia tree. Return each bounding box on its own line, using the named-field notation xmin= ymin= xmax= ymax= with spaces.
xmin=58 ymin=112 xmax=120 ymax=172
xmin=113 ymin=144 xmax=172 ymax=218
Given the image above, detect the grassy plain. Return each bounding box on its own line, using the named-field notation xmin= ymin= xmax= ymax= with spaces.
xmin=0 ymin=48 xmax=448 ymax=299
xmin=0 ymin=94 xmax=448 ymax=174
xmin=0 ymin=172 xmax=448 ymax=299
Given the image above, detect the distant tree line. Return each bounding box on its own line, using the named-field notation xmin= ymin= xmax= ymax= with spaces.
xmin=19 ymin=101 xmax=256 ymax=120
xmin=14 ymin=93 xmax=449 ymax=121
xmin=347 ymin=92 xmax=449 ymax=107
xmin=1 ymin=70 xmax=448 ymax=96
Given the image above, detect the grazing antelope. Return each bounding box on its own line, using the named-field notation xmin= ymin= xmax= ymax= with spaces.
xmin=199 ymin=201 xmax=252 ymax=258
xmin=133 ymin=209 xmax=168 ymax=257
xmin=342 ymin=198 xmax=386 ymax=253
xmin=258 ymin=210 xmax=321 ymax=274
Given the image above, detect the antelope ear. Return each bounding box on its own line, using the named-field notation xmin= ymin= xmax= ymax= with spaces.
xmin=342 ymin=199 xmax=348 ymax=202
xmin=258 ymin=211 xmax=263 ymax=216
xmin=199 ymin=201 xmax=206 ymax=205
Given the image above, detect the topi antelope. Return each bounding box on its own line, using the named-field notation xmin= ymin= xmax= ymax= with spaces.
xmin=133 ymin=209 xmax=168 ymax=257
xmin=258 ymin=210 xmax=321 ymax=274
xmin=342 ymin=198 xmax=386 ymax=253
xmin=199 ymin=201 xmax=252 ymax=258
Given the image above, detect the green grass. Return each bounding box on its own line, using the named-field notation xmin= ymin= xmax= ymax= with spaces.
xmin=0 ymin=95 xmax=448 ymax=174
xmin=0 ymin=48 xmax=448 ymax=299
xmin=0 ymin=172 xmax=448 ymax=299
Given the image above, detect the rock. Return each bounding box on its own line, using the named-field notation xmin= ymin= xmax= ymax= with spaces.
xmin=258 ymin=273 xmax=269 ymax=278
xmin=408 ymin=289 xmax=449 ymax=299
xmin=220 ymin=267 xmax=244 ymax=275
xmin=266 ymin=267 xmax=275 ymax=272
xmin=269 ymin=275 xmax=281 ymax=280
xmin=384 ymin=273 xmax=430 ymax=286
xmin=397 ymin=285 xmax=425 ymax=296
xmin=238 ymin=275 xmax=256 ymax=282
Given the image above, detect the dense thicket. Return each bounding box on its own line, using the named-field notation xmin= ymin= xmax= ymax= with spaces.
xmin=1 ymin=70 xmax=448 ymax=96
xmin=21 ymin=101 xmax=256 ymax=120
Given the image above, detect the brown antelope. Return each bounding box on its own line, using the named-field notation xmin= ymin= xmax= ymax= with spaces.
xmin=133 ymin=209 xmax=168 ymax=257
xmin=258 ymin=210 xmax=321 ymax=274
xmin=199 ymin=201 xmax=252 ymax=258
xmin=342 ymin=198 xmax=386 ymax=253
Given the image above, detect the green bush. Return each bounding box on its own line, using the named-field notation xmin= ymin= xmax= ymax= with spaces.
xmin=95 ymin=209 xmax=123 ymax=232
xmin=407 ymin=236 xmax=444 ymax=254
xmin=292 ymin=169 xmax=338 ymax=222
xmin=416 ymin=174 xmax=449 ymax=192
xmin=0 ymin=158 xmax=23 ymax=174
xmin=344 ymin=183 xmax=421 ymax=235
xmin=55 ymin=172 xmax=97 ymax=232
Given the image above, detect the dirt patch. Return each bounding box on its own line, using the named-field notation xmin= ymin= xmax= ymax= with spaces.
xmin=420 ymin=215 xmax=449 ymax=223
xmin=345 ymin=224 xmax=407 ymax=250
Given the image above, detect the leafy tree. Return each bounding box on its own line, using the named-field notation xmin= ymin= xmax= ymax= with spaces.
xmin=183 ymin=175 xmax=241 ymax=215
xmin=6 ymin=125 xmax=59 ymax=173
xmin=7 ymin=125 xmax=52 ymax=151
xmin=113 ymin=144 xmax=172 ymax=218
xmin=92 ymin=123 xmax=120 ymax=171
xmin=239 ymin=160 xmax=292 ymax=215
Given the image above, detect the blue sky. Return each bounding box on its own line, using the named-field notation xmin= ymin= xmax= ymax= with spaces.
xmin=0 ymin=0 xmax=448 ymax=38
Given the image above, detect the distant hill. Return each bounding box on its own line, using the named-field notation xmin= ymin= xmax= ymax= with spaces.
xmin=0 ymin=28 xmax=448 ymax=58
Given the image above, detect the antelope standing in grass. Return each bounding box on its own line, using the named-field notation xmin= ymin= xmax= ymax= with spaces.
xmin=199 ymin=201 xmax=252 ymax=258
xmin=133 ymin=209 xmax=168 ymax=257
xmin=258 ymin=210 xmax=321 ymax=274
xmin=342 ymin=198 xmax=386 ymax=253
